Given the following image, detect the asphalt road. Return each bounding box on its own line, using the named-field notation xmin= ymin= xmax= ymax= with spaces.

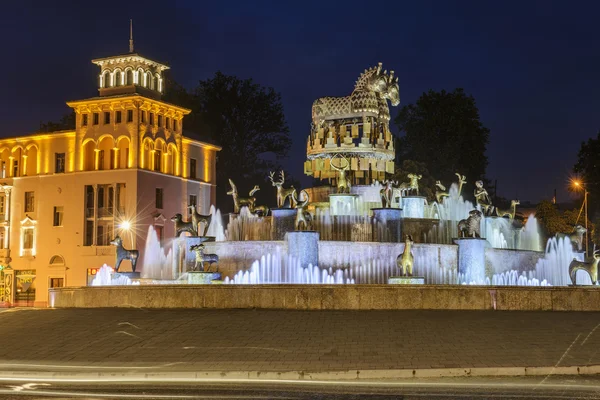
xmin=1 ymin=376 xmax=600 ymax=399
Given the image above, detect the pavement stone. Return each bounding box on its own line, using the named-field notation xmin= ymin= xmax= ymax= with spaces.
xmin=0 ymin=308 xmax=599 ymax=372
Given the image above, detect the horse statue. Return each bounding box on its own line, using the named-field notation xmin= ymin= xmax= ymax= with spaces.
xmin=396 ymin=235 xmax=414 ymax=276
xmin=171 ymin=213 xmax=197 ymax=237
xmin=312 ymin=62 xmax=400 ymax=128
xmin=110 ymin=236 xmax=139 ymax=273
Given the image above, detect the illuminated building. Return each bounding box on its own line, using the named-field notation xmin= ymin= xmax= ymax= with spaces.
xmin=0 ymin=39 xmax=220 ymax=306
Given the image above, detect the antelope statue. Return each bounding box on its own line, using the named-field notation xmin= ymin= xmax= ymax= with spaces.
xmin=496 ymin=200 xmax=520 ymax=220
xmin=396 ymin=235 xmax=414 ymax=276
xmin=330 ymin=155 xmax=351 ymax=194
xmin=227 ymin=179 xmax=259 ymax=213
xmin=292 ymin=190 xmax=312 ymax=230
xmin=435 ymin=181 xmax=449 ymax=204
xmin=456 ymin=173 xmax=467 ymax=197
xmin=190 ymin=244 xmax=219 ymax=272
xmin=188 ymin=205 xmax=212 ymax=236
xmin=269 ymin=171 xmax=296 ymax=208
xmin=110 ymin=236 xmax=139 ymax=273
xmin=569 ymin=250 xmax=600 ymax=285
xmin=558 ymin=224 xmax=587 ymax=252
xmin=398 ymin=173 xmax=421 ymax=196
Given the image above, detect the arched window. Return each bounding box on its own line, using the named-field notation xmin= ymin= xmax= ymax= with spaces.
xmin=125 ymin=69 xmax=133 ymax=85
xmin=147 ymin=72 xmax=153 ymax=90
xmin=137 ymin=69 xmax=145 ymax=86
xmin=114 ymin=69 xmax=122 ymax=87
xmin=103 ymin=71 xmax=110 ymax=88
xmin=49 ymin=255 xmax=65 ymax=265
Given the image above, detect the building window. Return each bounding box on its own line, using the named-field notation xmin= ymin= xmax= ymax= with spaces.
xmin=96 ymin=221 xmax=113 ymax=246
xmin=154 ymin=225 xmax=163 ymax=242
xmin=154 ymin=151 xmax=161 ymax=172
xmin=166 ymin=117 xmax=170 ymax=129
xmin=84 ymin=220 xmax=93 ymax=246
xmin=110 ymin=148 xmax=117 ymax=169
xmin=98 ymin=150 xmax=105 ymax=170
xmin=23 ymin=228 xmax=34 ymax=249
xmin=141 ymin=110 xmax=146 ymax=123
xmin=53 ymin=206 xmax=63 ymax=227
xmin=12 ymin=160 xmax=19 ymax=177
xmin=93 ymin=113 xmax=99 ymax=125
xmin=149 ymin=112 xmax=154 ymax=125
xmin=0 ymin=195 xmax=5 ymax=216
xmin=158 ymin=115 xmax=163 ymax=127
xmin=49 ymin=278 xmax=64 ymax=288
xmin=127 ymin=110 xmax=133 ymax=122
xmin=82 ymin=114 xmax=88 ymax=126
xmin=173 ymin=119 xmax=177 ymax=131
xmin=190 ymin=158 xmax=197 ymax=180
xmin=116 ymin=111 xmax=122 ymax=124
xmin=188 ymin=195 xmax=197 ymax=217
xmin=1 ymin=161 xmax=6 ymax=178
xmin=55 ymin=153 xmax=65 ymax=173
xmin=155 ymin=188 xmax=163 ymax=209
xmin=104 ymin=112 xmax=110 ymax=124
xmin=24 ymin=192 xmax=34 ymax=213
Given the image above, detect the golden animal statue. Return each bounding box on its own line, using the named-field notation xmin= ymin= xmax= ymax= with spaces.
xmin=188 ymin=205 xmax=212 ymax=236
xmin=558 ymin=224 xmax=588 ymax=252
xmin=330 ymin=155 xmax=351 ymax=194
xmin=190 ymin=244 xmax=219 ymax=272
xmin=396 ymin=235 xmax=414 ymax=276
xmin=398 ymin=173 xmax=421 ymax=196
xmin=496 ymin=200 xmax=520 ymax=220
xmin=380 ymin=180 xmax=395 ymax=208
xmin=269 ymin=171 xmax=296 ymax=208
xmin=227 ymin=179 xmax=259 ymax=213
xmin=458 ymin=210 xmax=483 ymax=238
xmin=474 ymin=180 xmax=494 ymax=216
xmin=569 ymin=250 xmax=600 ymax=285
xmin=247 ymin=186 xmax=269 ymax=216
xmin=435 ymin=181 xmax=449 ymax=204
xmin=456 ymin=173 xmax=467 ymax=197
xmin=292 ymin=189 xmax=312 ymax=231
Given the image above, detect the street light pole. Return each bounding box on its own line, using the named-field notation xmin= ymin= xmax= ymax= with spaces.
xmin=585 ymin=188 xmax=589 ymax=258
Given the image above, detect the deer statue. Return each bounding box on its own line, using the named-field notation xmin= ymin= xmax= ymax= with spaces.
xmin=398 ymin=173 xmax=421 ymax=196
xmin=569 ymin=250 xmax=600 ymax=285
xmin=330 ymin=155 xmax=351 ymax=194
xmin=380 ymin=180 xmax=394 ymax=208
xmin=171 ymin=213 xmax=197 ymax=237
xmin=456 ymin=173 xmax=467 ymax=198
xmin=110 ymin=236 xmax=139 ymax=273
xmin=227 ymin=179 xmax=258 ymax=213
xmin=435 ymin=181 xmax=449 ymax=204
xmin=396 ymin=235 xmax=414 ymax=276
xmin=269 ymin=171 xmax=296 ymax=208
xmin=188 ymin=204 xmax=212 ymax=236
xmin=190 ymin=243 xmax=219 ymax=272
xmin=292 ymin=189 xmax=312 ymax=230
xmin=248 ymin=186 xmax=269 ymax=216
xmin=496 ymin=200 xmax=520 ymax=220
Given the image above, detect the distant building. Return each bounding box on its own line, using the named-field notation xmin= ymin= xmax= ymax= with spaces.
xmin=1 ymin=47 xmax=220 ymax=306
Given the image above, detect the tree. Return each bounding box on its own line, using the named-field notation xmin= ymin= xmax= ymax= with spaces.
xmin=38 ymin=111 xmax=76 ymax=132
xmin=535 ymin=200 xmax=595 ymax=243
xmin=394 ymin=88 xmax=490 ymax=185
xmin=164 ymin=72 xmax=291 ymax=211
xmin=574 ymin=131 xmax=600 ymax=215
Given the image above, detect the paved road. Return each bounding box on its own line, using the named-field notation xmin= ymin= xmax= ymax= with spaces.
xmin=1 ymin=308 xmax=600 ymax=372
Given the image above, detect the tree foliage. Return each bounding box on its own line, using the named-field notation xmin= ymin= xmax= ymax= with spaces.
xmin=535 ymin=200 xmax=595 ymax=242
xmin=573 ymin=131 xmax=600 ymax=215
xmin=38 ymin=111 xmax=76 ymax=132
xmin=394 ymin=88 xmax=490 ymax=185
xmin=164 ymin=72 xmax=291 ymax=210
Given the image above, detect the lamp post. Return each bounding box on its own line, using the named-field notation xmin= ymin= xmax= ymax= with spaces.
xmin=572 ymin=180 xmax=589 ymax=257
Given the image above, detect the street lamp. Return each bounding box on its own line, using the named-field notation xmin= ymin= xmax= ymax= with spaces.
xmin=571 ymin=179 xmax=589 ymax=257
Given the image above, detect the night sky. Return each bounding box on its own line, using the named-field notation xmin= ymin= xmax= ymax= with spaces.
xmin=1 ymin=1 xmax=599 ymax=203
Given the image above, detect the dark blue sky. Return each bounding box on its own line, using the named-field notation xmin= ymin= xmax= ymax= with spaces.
xmin=1 ymin=0 xmax=598 ymax=203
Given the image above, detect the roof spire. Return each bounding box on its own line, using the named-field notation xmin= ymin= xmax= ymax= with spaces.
xmin=129 ymin=19 xmax=134 ymax=53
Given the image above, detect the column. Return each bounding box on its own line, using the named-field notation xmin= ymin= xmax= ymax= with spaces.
xmin=4 ymin=189 xmax=10 ymax=250
xmin=92 ymin=184 xmax=98 ymax=245
xmin=8 ymin=157 xmax=13 ymax=177
xmin=21 ymin=155 xmax=27 ymax=176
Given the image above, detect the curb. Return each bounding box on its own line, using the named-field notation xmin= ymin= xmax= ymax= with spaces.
xmin=0 ymin=365 xmax=599 ymax=382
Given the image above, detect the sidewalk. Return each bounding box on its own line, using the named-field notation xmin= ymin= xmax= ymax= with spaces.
xmin=0 ymin=308 xmax=599 ymax=380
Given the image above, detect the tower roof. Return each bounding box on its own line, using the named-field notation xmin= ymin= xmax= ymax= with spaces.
xmin=91 ymin=53 xmax=169 ymax=71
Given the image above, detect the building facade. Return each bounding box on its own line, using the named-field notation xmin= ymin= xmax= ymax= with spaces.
xmin=1 ymin=51 xmax=219 ymax=307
